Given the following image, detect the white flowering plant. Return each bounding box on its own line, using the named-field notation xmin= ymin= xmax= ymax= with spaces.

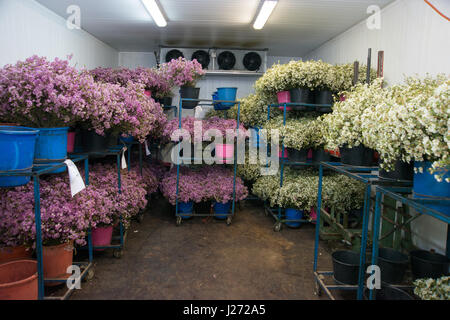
xmin=322 ymin=78 xmax=388 ymax=150
xmin=361 ymin=75 xmax=449 ymax=180
xmin=414 ymin=276 xmax=450 ymax=300
xmin=252 ymin=168 xmax=365 ymax=212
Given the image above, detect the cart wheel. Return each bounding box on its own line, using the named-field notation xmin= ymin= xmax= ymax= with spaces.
xmin=113 ymin=249 xmax=123 ymax=259
xmin=137 ymin=213 xmax=144 ymax=223
xmin=273 ymin=222 xmax=282 ymax=232
xmin=84 ymin=267 xmax=95 ymax=282
xmin=226 ymin=216 xmax=232 ymax=226
xmin=176 ymin=216 xmax=182 ymax=226
xmin=314 ymin=281 xmax=322 ymax=297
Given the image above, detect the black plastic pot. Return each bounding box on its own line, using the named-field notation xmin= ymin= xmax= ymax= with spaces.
xmin=378 ymin=248 xmax=409 ymax=284
xmin=379 ymin=160 xmax=414 ymax=181
xmin=287 ymin=148 xmax=309 ymax=163
xmin=315 ymin=89 xmax=334 ymax=111
xmin=194 ymin=201 xmax=212 ymax=215
xmin=161 ymin=96 xmax=173 ymax=106
xmin=332 ymin=250 xmax=361 ymax=285
xmin=363 ymin=285 xmax=414 ymax=300
xmin=179 ymin=86 xmax=200 ymax=109
xmin=339 ymin=145 xmax=374 ymax=167
xmin=82 ymin=130 xmax=109 ymax=153
xmin=312 ymin=149 xmax=331 ymax=163
xmin=289 ymin=88 xmax=314 ymax=106
xmin=410 ymin=250 xmax=450 ymax=280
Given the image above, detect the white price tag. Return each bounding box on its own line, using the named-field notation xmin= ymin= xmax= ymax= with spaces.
xmin=121 ymin=148 xmax=128 ymax=169
xmin=144 ymin=141 xmax=151 ymax=156
xmin=64 ymin=160 xmax=86 ymax=197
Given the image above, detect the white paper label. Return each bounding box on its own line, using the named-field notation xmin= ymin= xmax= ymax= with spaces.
xmin=122 ymin=147 xmax=128 ymax=169
xmin=194 ymin=106 xmax=205 ymax=119
xmin=144 ymin=141 xmax=151 ymax=156
xmin=64 ymin=160 xmax=86 ymax=197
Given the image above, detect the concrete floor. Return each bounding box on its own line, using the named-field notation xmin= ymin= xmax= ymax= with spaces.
xmin=66 ymin=198 xmax=338 ymax=300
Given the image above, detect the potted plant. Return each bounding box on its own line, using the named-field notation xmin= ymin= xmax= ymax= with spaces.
xmin=204 ymin=167 xmax=248 ymax=220
xmin=414 ymin=276 xmax=450 ymax=300
xmin=160 ymin=167 xmax=209 ymax=219
xmin=322 ymin=79 xmax=389 ymax=166
xmin=161 ymin=57 xmax=206 ymax=109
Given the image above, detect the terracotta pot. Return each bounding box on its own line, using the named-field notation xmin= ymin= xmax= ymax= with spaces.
xmin=43 ymin=242 xmax=73 ymax=286
xmin=0 ymin=246 xmax=33 ymax=264
xmin=0 ymin=260 xmax=38 ymax=300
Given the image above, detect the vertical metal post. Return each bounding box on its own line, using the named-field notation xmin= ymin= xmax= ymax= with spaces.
xmin=175 ymin=98 xmax=183 ymax=217
xmin=366 ymin=48 xmax=372 ymax=85
xmin=139 ymin=142 xmax=143 ymax=176
xmin=370 ymin=190 xmax=383 ymax=300
xmin=84 ymin=158 xmax=89 ymax=186
xmin=231 ymin=102 xmax=240 ymax=217
xmin=127 ymin=143 xmax=131 ymax=172
xmin=447 ymin=225 xmax=450 ymax=259
xmin=33 ymin=176 xmax=45 ymax=300
xmin=357 ymin=184 xmax=371 ymax=300
xmin=313 ymin=164 xmax=324 ymax=272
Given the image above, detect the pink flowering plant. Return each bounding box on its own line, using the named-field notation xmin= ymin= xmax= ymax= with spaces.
xmin=160 ymin=166 xmax=248 ymax=205
xmin=160 ymin=167 xmax=209 ymax=205
xmin=0 ymin=163 xmax=148 ymax=248
xmin=0 ymin=55 xmax=95 ymax=127
xmin=160 ymin=57 xmax=206 ymax=88
xmin=162 ymin=116 xmax=247 ymax=142
xmin=203 ymin=166 xmax=248 ymax=204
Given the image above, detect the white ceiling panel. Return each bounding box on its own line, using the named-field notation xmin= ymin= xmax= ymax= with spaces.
xmin=36 ymin=0 xmax=395 ymax=56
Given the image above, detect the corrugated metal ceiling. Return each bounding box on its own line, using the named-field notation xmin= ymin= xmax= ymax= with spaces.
xmin=36 ymin=0 xmax=395 ymax=56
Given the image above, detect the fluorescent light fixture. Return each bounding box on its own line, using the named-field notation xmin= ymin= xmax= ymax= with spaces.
xmin=253 ymin=0 xmax=278 ymax=30
xmin=141 ymin=0 xmax=167 ymax=27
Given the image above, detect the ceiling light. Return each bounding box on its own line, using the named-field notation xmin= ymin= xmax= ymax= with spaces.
xmin=141 ymin=0 xmax=167 ymax=27
xmin=253 ymin=0 xmax=278 ymax=30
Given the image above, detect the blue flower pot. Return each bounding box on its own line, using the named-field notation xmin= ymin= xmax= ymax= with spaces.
xmin=285 ymin=208 xmax=304 ymax=228
xmin=413 ymin=161 xmax=450 ymax=216
xmin=178 ymin=201 xmax=194 ymax=220
xmin=33 ymin=127 xmax=69 ymax=174
xmin=0 ymin=126 xmax=39 ymax=187
xmin=216 ymin=87 xmax=238 ymax=109
xmin=119 ymin=135 xmax=135 ymax=144
xmin=213 ymin=201 xmax=231 ymax=220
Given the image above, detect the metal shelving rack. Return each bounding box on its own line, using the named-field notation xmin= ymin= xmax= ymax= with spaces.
xmin=266 ymin=102 xmax=332 ymax=232
xmin=0 ymin=155 xmax=92 ymax=300
xmin=368 ymin=185 xmax=450 ymax=300
xmin=72 ymin=146 xmax=128 ymax=258
xmin=174 ymin=98 xmax=241 ymax=226
xmin=313 ymin=162 xmax=413 ymax=300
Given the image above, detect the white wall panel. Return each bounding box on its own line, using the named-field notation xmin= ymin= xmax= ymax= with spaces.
xmin=306 ymin=0 xmax=450 ymax=254
xmin=306 ymin=0 xmax=450 ymax=85
xmin=0 ymin=0 xmax=118 ymax=69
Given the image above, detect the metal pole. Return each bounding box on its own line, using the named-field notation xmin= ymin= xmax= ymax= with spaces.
xmin=33 ymin=176 xmax=45 ymax=300
xmin=366 ymin=48 xmax=372 ymax=85
xmin=369 ymin=190 xmax=383 ymax=300
xmin=357 ymin=184 xmax=371 ymax=300
xmin=313 ymin=164 xmax=324 ymax=272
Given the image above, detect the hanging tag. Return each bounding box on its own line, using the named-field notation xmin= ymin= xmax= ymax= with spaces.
xmin=122 ymin=147 xmax=128 ymax=169
xmin=144 ymin=141 xmax=151 ymax=156
xmin=64 ymin=160 xmax=86 ymax=197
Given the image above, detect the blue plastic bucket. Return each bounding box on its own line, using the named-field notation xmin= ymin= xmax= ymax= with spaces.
xmin=217 ymin=87 xmax=237 ymax=108
xmin=178 ymin=201 xmax=194 ymax=219
xmin=250 ymin=127 xmax=260 ymax=148
xmin=413 ymin=161 xmax=450 ymax=216
xmin=285 ymin=208 xmax=304 ymax=228
xmin=213 ymin=201 xmax=231 ymax=220
xmin=119 ymin=135 xmax=135 ymax=144
xmin=34 ymin=127 xmax=69 ymax=174
xmin=0 ymin=126 xmax=39 ymax=187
